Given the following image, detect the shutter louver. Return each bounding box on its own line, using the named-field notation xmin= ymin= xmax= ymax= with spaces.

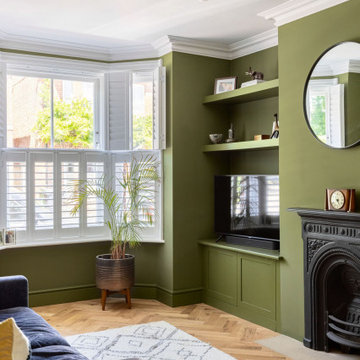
xmin=114 ymin=158 xmax=131 ymax=215
xmin=0 ymin=63 xmax=6 ymax=148
xmin=153 ymin=66 xmax=166 ymax=150
xmin=108 ymin=71 xmax=130 ymax=150
xmin=7 ymin=160 xmax=26 ymax=231
xmin=61 ymin=160 xmax=79 ymax=229
xmin=87 ymin=161 xmax=104 ymax=227
xmin=34 ymin=161 xmax=54 ymax=230
xmin=113 ymin=151 xmax=162 ymax=240
xmin=328 ymin=84 xmax=345 ymax=147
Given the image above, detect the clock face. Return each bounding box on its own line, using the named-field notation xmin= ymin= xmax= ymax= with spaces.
xmin=330 ymin=190 xmax=345 ymax=210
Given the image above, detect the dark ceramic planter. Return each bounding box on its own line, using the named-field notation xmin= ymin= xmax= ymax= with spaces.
xmin=96 ymin=254 xmax=135 ymax=291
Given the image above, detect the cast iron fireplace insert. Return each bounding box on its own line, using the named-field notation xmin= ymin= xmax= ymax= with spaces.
xmin=291 ymin=208 xmax=360 ymax=354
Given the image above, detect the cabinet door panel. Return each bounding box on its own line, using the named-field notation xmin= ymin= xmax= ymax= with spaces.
xmin=239 ymin=256 xmax=276 ymax=319
xmin=206 ymin=248 xmax=237 ymax=305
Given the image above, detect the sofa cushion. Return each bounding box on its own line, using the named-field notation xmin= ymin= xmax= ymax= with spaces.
xmin=0 ymin=317 xmax=31 ymax=360
xmin=31 ymin=345 xmax=88 ymax=360
xmin=0 ymin=307 xmax=69 ymax=349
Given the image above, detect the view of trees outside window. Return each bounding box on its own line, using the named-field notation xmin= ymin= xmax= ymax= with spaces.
xmin=7 ymin=75 xmax=94 ymax=149
xmin=132 ymin=73 xmax=153 ymax=150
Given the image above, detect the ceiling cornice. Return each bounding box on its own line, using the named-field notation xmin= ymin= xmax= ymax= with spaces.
xmin=0 ymin=28 xmax=279 ymax=62
xmin=312 ymin=59 xmax=360 ymax=77
xmin=153 ymin=31 xmax=278 ymax=61
xmin=258 ymin=0 xmax=349 ymax=27
xmin=0 ymin=30 xmax=114 ymax=61
xmin=154 ymin=35 xmax=232 ymax=60
xmin=229 ymin=29 xmax=278 ymax=59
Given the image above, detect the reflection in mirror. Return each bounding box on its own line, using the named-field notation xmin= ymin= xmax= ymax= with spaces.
xmin=304 ymin=42 xmax=360 ymax=148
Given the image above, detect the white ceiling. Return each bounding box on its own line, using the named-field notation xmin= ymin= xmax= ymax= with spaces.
xmin=0 ymin=0 xmax=288 ymax=49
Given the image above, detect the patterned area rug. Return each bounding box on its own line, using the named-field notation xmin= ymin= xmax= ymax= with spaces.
xmin=66 ymin=321 xmax=235 ymax=360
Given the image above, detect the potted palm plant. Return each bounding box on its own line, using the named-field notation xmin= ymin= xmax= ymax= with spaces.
xmin=71 ymin=155 xmax=160 ymax=310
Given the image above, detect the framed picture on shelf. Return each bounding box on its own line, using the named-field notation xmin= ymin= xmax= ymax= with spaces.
xmin=5 ymin=229 xmax=16 ymax=245
xmin=214 ymin=77 xmax=237 ymax=94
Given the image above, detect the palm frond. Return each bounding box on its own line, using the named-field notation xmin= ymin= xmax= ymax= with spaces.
xmin=70 ymin=154 xmax=160 ymax=259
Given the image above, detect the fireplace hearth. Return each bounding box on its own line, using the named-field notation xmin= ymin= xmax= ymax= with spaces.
xmin=291 ymin=208 xmax=360 ymax=354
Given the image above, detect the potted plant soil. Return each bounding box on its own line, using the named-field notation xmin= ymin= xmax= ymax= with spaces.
xmin=71 ymin=155 xmax=160 ymax=310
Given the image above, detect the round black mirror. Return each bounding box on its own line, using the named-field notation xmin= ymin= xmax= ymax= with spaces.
xmin=304 ymin=42 xmax=360 ymax=149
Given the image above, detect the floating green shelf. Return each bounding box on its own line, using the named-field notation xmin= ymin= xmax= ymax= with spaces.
xmin=203 ymin=138 xmax=279 ymax=152
xmin=203 ymin=79 xmax=279 ymax=104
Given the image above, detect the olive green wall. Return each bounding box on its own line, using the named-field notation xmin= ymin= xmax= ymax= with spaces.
xmin=0 ymin=241 xmax=163 ymax=306
xmin=171 ymin=52 xmax=229 ymax=296
xmin=278 ymin=0 xmax=360 ymax=340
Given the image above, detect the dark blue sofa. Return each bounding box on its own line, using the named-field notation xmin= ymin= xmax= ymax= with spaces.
xmin=0 ymin=276 xmax=87 ymax=360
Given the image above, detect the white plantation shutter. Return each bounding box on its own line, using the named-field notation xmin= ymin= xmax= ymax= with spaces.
xmin=7 ymin=155 xmax=26 ymax=230
xmin=153 ymin=66 xmax=166 ymax=150
xmin=86 ymin=162 xmax=104 ymax=227
xmin=265 ymin=176 xmax=280 ymax=217
xmin=4 ymin=151 xmax=27 ymax=242
xmin=112 ymin=151 xmax=162 ymax=241
xmin=61 ymin=161 xmax=79 ymax=228
xmin=0 ymin=63 xmax=6 ymax=148
xmin=108 ymin=71 xmax=130 ymax=150
xmin=84 ymin=152 xmax=107 ymax=237
xmin=113 ymin=152 xmax=132 ymax=217
xmin=328 ymin=84 xmax=345 ymax=147
xmin=30 ymin=152 xmax=55 ymax=240
xmin=58 ymin=152 xmax=80 ymax=238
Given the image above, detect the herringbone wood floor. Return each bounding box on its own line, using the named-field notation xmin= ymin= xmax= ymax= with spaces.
xmin=33 ymin=298 xmax=289 ymax=360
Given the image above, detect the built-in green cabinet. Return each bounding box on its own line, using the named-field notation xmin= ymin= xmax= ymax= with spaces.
xmin=206 ymin=248 xmax=237 ymax=305
xmin=201 ymin=240 xmax=280 ymax=330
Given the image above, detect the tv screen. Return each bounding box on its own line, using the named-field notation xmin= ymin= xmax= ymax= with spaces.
xmin=215 ymin=175 xmax=280 ymax=249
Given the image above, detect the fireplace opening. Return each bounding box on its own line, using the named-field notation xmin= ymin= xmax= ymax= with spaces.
xmin=325 ymin=264 xmax=360 ymax=353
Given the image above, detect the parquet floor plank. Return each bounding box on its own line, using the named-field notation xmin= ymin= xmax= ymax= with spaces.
xmin=33 ymin=298 xmax=289 ymax=360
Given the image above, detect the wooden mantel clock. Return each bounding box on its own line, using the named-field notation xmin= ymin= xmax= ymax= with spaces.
xmin=325 ymin=189 xmax=355 ymax=212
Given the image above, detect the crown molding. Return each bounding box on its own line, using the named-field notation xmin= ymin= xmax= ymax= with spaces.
xmin=258 ymin=0 xmax=349 ymax=27
xmin=154 ymin=35 xmax=232 ymax=60
xmin=0 ymin=28 xmax=279 ymax=62
xmin=153 ymin=31 xmax=278 ymax=61
xmin=230 ymin=29 xmax=278 ymax=58
xmin=349 ymin=59 xmax=360 ymax=74
xmin=312 ymin=59 xmax=360 ymax=77
xmin=0 ymin=30 xmax=114 ymax=61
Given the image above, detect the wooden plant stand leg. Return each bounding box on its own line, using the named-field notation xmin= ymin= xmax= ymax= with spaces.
xmin=101 ymin=289 xmax=108 ymax=311
xmin=121 ymin=288 xmax=132 ymax=309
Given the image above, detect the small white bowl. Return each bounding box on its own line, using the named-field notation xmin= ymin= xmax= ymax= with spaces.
xmin=209 ymin=134 xmax=223 ymax=144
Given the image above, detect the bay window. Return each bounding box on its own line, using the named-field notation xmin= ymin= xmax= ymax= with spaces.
xmin=0 ymin=57 xmax=165 ymax=246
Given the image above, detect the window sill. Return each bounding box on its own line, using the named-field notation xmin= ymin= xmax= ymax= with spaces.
xmin=0 ymin=238 xmax=165 ymax=250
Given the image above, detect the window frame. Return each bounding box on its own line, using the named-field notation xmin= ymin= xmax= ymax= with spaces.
xmin=0 ymin=57 xmax=165 ymax=248
xmin=6 ymin=70 xmax=102 ymax=151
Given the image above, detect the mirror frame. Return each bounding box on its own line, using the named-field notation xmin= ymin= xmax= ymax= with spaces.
xmin=303 ymin=41 xmax=360 ymax=149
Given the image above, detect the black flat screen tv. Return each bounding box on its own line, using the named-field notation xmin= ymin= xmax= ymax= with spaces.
xmin=215 ymin=175 xmax=280 ymax=250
